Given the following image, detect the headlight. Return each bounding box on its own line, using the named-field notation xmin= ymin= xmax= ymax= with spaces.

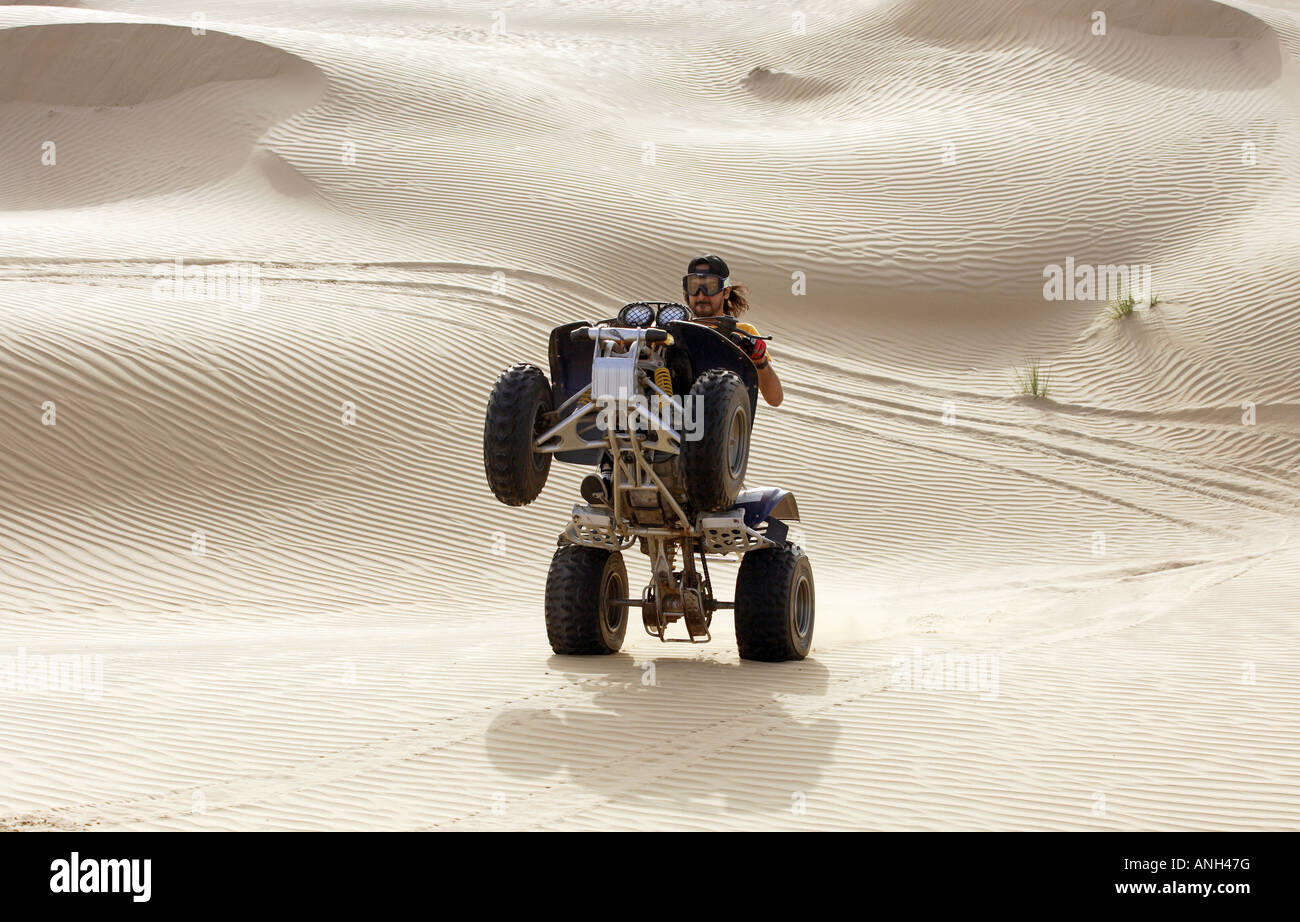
xmin=617 ymin=302 xmax=656 ymax=327
xmin=656 ymin=302 xmax=692 ymax=326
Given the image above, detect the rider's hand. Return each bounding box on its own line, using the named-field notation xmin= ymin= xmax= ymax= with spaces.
xmin=734 ymin=333 xmax=769 ymax=368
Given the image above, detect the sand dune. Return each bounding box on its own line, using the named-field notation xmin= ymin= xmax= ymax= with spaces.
xmin=1 ymin=0 xmax=1298 ymax=829
xmin=0 ymin=22 xmax=324 ymax=210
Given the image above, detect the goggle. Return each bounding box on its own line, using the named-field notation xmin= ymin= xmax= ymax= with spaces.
xmin=682 ymin=273 xmax=730 ymax=297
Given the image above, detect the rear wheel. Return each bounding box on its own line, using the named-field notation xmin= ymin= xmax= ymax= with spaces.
xmin=483 ymin=364 xmax=553 ymax=506
xmin=545 ymin=545 xmax=629 ymax=654
xmin=734 ymin=546 xmax=814 ymax=661
xmin=682 ymin=369 xmax=750 ymax=513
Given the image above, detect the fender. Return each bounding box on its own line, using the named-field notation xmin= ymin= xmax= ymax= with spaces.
xmin=546 ymin=317 xmax=763 ymax=466
xmin=665 ymin=320 xmax=759 ymax=419
xmin=547 ymin=321 xmax=604 ymax=465
xmin=734 ymin=487 xmax=800 ymax=528
xmin=548 ymin=320 xmax=595 ymax=406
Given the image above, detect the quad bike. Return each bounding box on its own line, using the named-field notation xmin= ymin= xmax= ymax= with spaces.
xmin=483 ymin=301 xmax=813 ymax=662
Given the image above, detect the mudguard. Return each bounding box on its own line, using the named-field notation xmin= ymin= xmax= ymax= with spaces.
xmin=734 ymin=487 xmax=800 ymax=528
xmin=665 ymin=319 xmax=759 ymax=420
xmin=546 ymin=316 xmax=762 ymax=466
xmin=548 ymin=320 xmax=595 ymax=406
xmin=547 ymin=320 xmax=604 ymax=465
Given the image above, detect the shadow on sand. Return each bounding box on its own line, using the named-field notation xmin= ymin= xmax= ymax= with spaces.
xmin=485 ymin=654 xmax=840 ymax=820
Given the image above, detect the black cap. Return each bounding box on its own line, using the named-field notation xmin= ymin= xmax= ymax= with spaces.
xmin=686 ymin=254 xmax=730 ymax=279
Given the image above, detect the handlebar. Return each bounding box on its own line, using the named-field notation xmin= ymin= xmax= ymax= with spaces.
xmin=570 ymin=327 xmax=669 ymax=344
xmin=691 ymin=316 xmax=771 ymax=341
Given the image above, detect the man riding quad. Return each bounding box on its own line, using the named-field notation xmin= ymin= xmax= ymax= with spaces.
xmin=481 ymin=251 xmax=814 ymax=660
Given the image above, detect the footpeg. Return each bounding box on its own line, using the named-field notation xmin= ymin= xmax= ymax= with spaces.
xmin=563 ymin=505 xmax=621 ymax=549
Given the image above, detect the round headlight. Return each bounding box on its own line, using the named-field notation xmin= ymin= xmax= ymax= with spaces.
xmin=656 ymin=302 xmax=692 ymax=326
xmin=617 ymin=302 xmax=656 ymax=327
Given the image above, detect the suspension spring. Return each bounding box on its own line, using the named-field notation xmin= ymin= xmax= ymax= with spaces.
xmin=653 ymin=366 xmax=673 ymax=397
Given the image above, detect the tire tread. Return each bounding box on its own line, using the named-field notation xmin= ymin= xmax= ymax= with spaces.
xmin=682 ymin=368 xmax=749 ymax=513
xmin=734 ymin=547 xmax=813 ymax=661
xmin=545 ymin=545 xmax=625 ymax=655
xmin=483 ymin=363 xmax=552 ymax=506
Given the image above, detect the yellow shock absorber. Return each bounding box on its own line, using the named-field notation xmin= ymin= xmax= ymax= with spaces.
xmin=654 ymin=366 xmax=673 ymax=397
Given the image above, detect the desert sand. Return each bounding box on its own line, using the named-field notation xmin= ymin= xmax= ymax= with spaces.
xmin=1 ymin=0 xmax=1298 ymax=830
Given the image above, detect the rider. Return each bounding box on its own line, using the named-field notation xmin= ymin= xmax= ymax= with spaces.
xmin=682 ymin=254 xmax=784 ymax=407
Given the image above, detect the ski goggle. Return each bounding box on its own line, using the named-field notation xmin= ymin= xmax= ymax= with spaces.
xmin=682 ymin=273 xmax=730 ymax=297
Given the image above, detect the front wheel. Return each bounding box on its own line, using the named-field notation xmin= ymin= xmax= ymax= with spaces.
xmin=734 ymin=546 xmax=814 ymax=661
xmin=682 ymin=369 xmax=751 ymax=513
xmin=545 ymin=545 xmax=629 ymax=654
xmin=483 ymin=364 xmax=553 ymax=506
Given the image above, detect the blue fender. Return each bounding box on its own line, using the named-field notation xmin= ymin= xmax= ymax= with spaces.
xmin=734 ymin=487 xmax=800 ymax=529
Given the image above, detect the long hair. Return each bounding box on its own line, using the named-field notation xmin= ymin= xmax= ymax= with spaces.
xmin=724 ymin=283 xmax=751 ymax=317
